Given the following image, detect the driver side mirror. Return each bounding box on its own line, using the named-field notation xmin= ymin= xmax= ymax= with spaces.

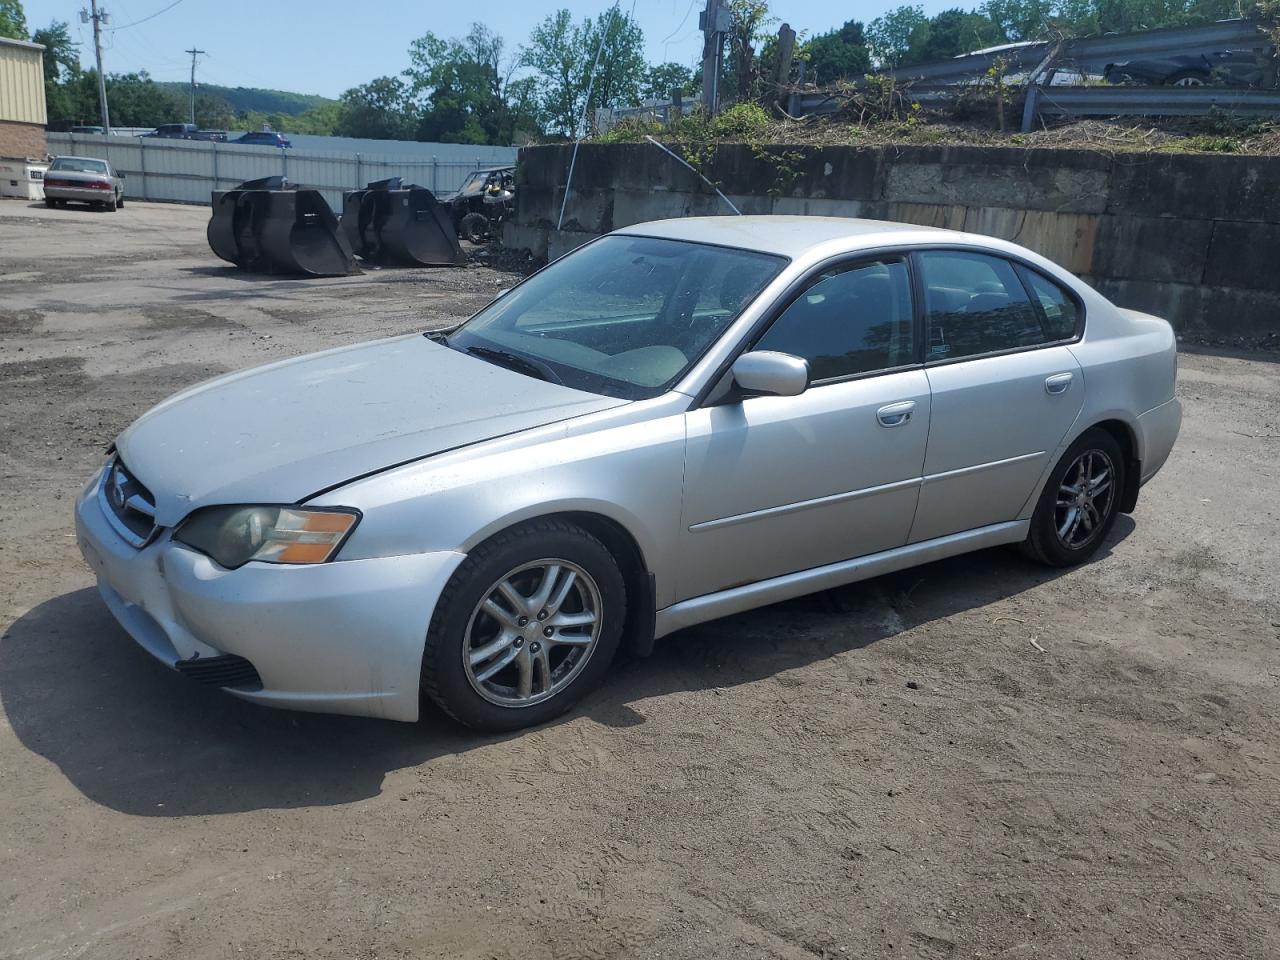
xmin=731 ymin=351 xmax=810 ymax=398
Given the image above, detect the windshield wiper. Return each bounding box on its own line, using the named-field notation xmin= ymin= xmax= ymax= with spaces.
xmin=464 ymin=345 xmax=564 ymax=386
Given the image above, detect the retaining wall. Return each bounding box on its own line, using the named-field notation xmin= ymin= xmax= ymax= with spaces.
xmin=505 ymin=142 xmax=1280 ymax=336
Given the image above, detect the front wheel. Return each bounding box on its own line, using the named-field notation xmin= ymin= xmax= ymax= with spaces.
xmin=421 ymin=519 xmax=627 ymax=731
xmin=1022 ymin=427 xmax=1125 ymax=567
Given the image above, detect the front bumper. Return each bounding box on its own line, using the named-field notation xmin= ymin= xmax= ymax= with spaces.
xmin=74 ymin=470 xmax=465 ymax=722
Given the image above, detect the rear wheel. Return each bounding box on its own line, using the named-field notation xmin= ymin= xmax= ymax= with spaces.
xmin=459 ymin=211 xmax=489 ymax=243
xmin=421 ymin=519 xmax=626 ymax=731
xmin=116 ymin=193 xmax=125 ymax=208
xmin=1022 ymin=427 xmax=1125 ymax=567
xmin=106 ymin=197 xmax=118 ymax=212
xmin=1165 ymin=70 xmax=1209 ymax=86
xmin=44 ymin=198 xmax=55 ymax=208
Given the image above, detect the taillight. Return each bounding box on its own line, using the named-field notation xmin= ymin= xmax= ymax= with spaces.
xmin=89 ymin=181 xmax=111 ymax=190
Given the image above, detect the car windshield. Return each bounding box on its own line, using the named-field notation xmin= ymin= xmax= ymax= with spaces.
xmin=50 ymin=158 xmax=107 ymax=174
xmin=446 ymin=235 xmax=786 ymax=400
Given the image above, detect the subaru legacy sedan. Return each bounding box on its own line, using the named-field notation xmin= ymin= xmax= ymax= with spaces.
xmin=75 ymin=217 xmax=1181 ymax=731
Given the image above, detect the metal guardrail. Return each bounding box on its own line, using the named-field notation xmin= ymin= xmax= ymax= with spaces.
xmin=889 ymin=18 xmax=1272 ymax=84
xmin=1026 ymin=84 xmax=1280 ymax=120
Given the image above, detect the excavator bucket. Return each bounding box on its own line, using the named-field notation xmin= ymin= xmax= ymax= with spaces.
xmin=208 ymin=176 xmax=357 ymax=277
xmin=341 ymin=177 xmax=465 ymax=267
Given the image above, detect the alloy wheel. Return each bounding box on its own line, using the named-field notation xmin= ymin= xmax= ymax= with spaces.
xmin=462 ymin=559 xmax=603 ymax=708
xmin=1054 ymin=449 xmax=1116 ymax=550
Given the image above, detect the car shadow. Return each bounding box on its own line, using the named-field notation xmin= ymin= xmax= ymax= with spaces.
xmin=1179 ymin=342 xmax=1280 ymax=366
xmin=0 ymin=519 xmax=1131 ymax=818
xmin=177 ymin=265 xmax=366 ymax=284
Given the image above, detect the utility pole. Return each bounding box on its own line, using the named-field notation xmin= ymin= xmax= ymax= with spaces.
xmin=185 ymin=47 xmax=206 ymax=126
xmin=699 ymin=0 xmax=729 ymax=116
xmin=82 ymin=1 xmax=111 ymax=132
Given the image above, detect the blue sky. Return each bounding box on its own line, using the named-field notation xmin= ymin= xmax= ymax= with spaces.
xmin=21 ymin=0 xmax=958 ymax=99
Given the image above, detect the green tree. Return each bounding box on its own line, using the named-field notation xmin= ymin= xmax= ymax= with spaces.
xmin=521 ymin=8 xmax=646 ymax=138
xmin=406 ymin=23 xmax=515 ymax=144
xmin=724 ymin=0 xmax=774 ymax=102
xmin=0 ymin=0 xmax=27 ymax=40
xmin=805 ymin=19 xmax=872 ymax=83
xmin=336 ymin=76 xmax=415 ymax=140
xmin=981 ymin=0 xmax=1057 ymax=39
xmin=101 ymin=72 xmax=186 ymax=126
xmin=194 ymin=93 xmax=236 ymax=130
xmin=902 ymin=8 xmax=1007 ymax=65
xmin=866 ymin=5 xmax=927 ymax=68
xmin=31 ymin=20 xmax=88 ymax=122
xmin=641 ymin=62 xmax=695 ymax=101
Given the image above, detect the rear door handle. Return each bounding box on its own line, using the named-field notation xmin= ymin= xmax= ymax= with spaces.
xmin=1045 ymin=373 xmax=1074 ymax=396
xmin=877 ymin=400 xmax=915 ymax=427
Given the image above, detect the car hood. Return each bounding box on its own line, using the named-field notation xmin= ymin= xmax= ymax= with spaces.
xmin=115 ymin=335 xmax=627 ymax=526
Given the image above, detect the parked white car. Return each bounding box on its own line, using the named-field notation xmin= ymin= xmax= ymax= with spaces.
xmin=75 ymin=217 xmax=1181 ymax=730
xmin=42 ymin=156 xmax=125 ymax=211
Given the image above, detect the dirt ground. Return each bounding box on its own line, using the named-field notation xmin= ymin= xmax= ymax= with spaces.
xmin=1 ymin=198 xmax=1278 ymax=960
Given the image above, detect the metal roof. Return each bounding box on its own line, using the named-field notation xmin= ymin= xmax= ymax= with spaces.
xmin=0 ymin=37 xmax=45 ymax=51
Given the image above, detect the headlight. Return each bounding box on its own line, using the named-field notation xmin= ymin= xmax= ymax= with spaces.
xmin=173 ymin=506 xmax=359 ymax=569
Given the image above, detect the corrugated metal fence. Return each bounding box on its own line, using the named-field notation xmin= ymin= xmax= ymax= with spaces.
xmin=46 ymin=133 xmax=517 ymax=210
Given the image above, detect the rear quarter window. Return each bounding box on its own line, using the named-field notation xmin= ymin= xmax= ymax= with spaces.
xmin=1017 ymin=265 xmax=1082 ymax=341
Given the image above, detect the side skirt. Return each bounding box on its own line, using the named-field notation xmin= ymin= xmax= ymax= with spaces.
xmin=653 ymin=520 xmax=1030 ymax=640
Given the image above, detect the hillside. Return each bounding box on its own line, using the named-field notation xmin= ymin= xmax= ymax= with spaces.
xmin=155 ymin=82 xmax=337 ymax=116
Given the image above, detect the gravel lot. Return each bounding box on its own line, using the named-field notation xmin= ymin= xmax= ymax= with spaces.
xmin=1 ymin=198 xmax=1278 ymax=960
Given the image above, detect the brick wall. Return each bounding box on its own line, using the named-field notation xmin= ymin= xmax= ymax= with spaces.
xmin=506 ymin=142 xmax=1280 ymax=338
xmin=0 ymin=120 xmax=48 ymax=161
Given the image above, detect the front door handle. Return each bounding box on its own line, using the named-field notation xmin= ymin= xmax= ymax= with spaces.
xmin=1045 ymin=372 xmax=1074 ymax=396
xmin=877 ymin=400 xmax=916 ymax=427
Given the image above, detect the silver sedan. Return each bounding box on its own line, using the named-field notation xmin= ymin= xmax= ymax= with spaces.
xmin=42 ymin=155 xmax=125 ymax=211
xmin=75 ymin=217 xmax=1181 ymax=730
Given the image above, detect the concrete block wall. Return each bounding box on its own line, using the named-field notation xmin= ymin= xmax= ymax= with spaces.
xmin=505 ymin=142 xmax=1280 ymax=337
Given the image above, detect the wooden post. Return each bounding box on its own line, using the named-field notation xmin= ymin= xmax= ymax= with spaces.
xmin=775 ymin=23 xmax=796 ymax=110
xmin=700 ymin=0 xmax=726 ymax=115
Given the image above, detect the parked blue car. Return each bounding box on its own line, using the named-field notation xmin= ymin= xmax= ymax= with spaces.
xmin=231 ymin=131 xmax=292 ymax=148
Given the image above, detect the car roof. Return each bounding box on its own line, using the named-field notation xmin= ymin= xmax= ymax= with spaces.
xmin=52 ymin=155 xmax=108 ymax=163
xmin=616 ymin=215 xmax=953 ymax=258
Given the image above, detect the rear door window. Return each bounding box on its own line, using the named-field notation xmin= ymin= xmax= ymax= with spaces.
xmin=917 ymin=251 xmax=1045 ymax=361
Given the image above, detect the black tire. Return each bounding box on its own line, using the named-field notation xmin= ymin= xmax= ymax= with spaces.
xmin=44 ymin=198 xmax=55 ymax=208
xmin=116 ymin=193 xmax=125 ymax=208
xmin=459 ymin=211 xmax=489 ymax=243
xmin=106 ymin=197 xmax=118 ymax=212
xmin=1022 ymin=427 xmax=1126 ymax=567
xmin=421 ymin=518 xmax=627 ymax=731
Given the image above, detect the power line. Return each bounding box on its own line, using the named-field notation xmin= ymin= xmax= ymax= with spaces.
xmin=111 ymin=0 xmax=188 ymax=31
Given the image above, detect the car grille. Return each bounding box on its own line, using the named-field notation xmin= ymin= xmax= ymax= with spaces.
xmin=98 ymin=456 xmax=158 ymax=548
xmin=174 ymin=654 xmax=263 ymax=690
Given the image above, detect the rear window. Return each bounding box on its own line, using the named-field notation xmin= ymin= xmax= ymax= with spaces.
xmin=50 ymin=158 xmax=107 ymax=174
